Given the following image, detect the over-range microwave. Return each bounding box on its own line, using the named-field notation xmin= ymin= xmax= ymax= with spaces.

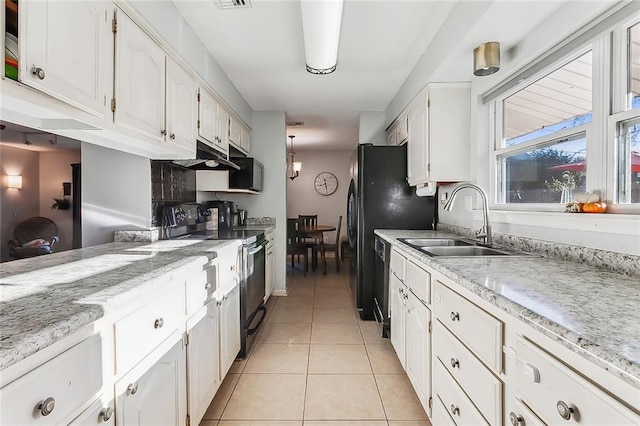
xmin=229 ymin=157 xmax=264 ymax=192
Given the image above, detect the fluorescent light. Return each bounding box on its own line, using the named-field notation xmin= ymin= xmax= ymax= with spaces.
xmin=5 ymin=175 xmax=22 ymax=189
xmin=300 ymin=0 xmax=344 ymax=75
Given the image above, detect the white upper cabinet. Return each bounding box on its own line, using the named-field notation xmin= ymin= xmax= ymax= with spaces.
xmin=215 ymin=103 xmax=230 ymax=156
xmin=406 ymin=83 xmax=471 ymax=187
xmin=228 ymin=116 xmax=242 ymax=150
xmin=19 ymin=0 xmax=111 ymax=117
xmin=114 ymin=9 xmax=165 ymax=142
xmin=240 ymin=125 xmax=251 ymax=153
xmin=166 ymin=58 xmax=197 ymax=155
xmin=198 ymin=88 xmax=217 ymax=146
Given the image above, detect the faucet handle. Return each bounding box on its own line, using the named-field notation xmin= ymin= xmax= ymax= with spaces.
xmin=475 ymin=226 xmax=488 ymax=243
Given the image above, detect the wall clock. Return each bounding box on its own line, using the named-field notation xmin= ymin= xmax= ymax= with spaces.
xmin=314 ymin=172 xmax=338 ymax=196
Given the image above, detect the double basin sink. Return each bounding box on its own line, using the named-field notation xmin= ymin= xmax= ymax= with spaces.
xmin=398 ymin=237 xmax=532 ymax=257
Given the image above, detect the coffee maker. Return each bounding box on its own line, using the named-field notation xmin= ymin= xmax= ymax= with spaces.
xmin=202 ymin=200 xmax=236 ymax=232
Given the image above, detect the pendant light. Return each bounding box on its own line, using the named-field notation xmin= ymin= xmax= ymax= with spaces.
xmin=287 ymin=135 xmax=302 ymax=180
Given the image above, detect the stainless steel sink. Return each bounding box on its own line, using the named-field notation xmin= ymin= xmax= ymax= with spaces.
xmin=399 ymin=238 xmax=473 ymax=247
xmin=422 ymin=246 xmax=511 ymax=257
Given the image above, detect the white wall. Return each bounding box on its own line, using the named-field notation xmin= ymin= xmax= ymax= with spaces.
xmin=359 ymin=112 xmax=387 ymax=145
xmin=39 ymin=150 xmax=81 ymax=252
xmin=81 ymin=143 xmax=151 ymax=247
xmin=0 ymin=146 xmax=40 ymax=261
xmin=198 ymin=112 xmax=288 ymax=295
xmin=129 ymin=1 xmax=252 ymax=125
xmin=286 ymin=150 xmax=351 ymax=242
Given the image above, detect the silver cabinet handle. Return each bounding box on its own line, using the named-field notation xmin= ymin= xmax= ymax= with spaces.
xmin=216 ymin=299 xmax=222 ymax=306
xmin=170 ymin=133 xmax=175 ymax=140
xmin=204 ymin=283 xmax=212 ymax=290
xmin=450 ymin=312 xmax=460 ymax=321
xmin=556 ymin=400 xmax=574 ymax=420
xmin=509 ymin=412 xmax=525 ymax=426
xmin=38 ymin=397 xmax=55 ymax=416
xmin=31 ymin=66 xmax=45 ymax=80
xmin=127 ymin=382 xmax=139 ymax=395
xmin=450 ymin=404 xmax=460 ymax=416
xmin=100 ymin=407 xmax=114 ymax=421
xmin=450 ymin=358 xmax=460 ymax=368
xmin=223 ymin=294 xmax=228 ymax=301
xmin=154 ymin=318 xmax=164 ymax=329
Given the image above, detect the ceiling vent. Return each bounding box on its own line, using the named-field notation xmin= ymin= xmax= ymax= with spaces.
xmin=217 ymin=0 xmax=252 ymax=9
xmin=286 ymin=121 xmax=305 ymax=127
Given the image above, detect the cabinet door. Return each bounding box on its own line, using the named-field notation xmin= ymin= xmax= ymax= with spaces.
xmin=20 ymin=1 xmax=109 ymax=117
xmin=387 ymin=128 xmax=397 ymax=146
xmin=116 ymin=340 xmax=187 ymax=426
xmin=265 ymin=248 xmax=274 ymax=302
xmin=216 ymin=104 xmax=230 ymax=155
xmin=406 ymin=292 xmax=431 ymax=414
xmin=219 ymin=283 xmax=240 ymax=376
xmin=228 ymin=116 xmax=241 ymax=148
xmin=198 ymin=88 xmax=217 ymax=145
xmin=186 ymin=298 xmax=221 ymax=426
xmin=407 ymin=93 xmax=429 ymax=186
xmin=390 ymin=273 xmax=406 ymax=368
xmin=166 ymin=57 xmax=196 ymax=155
xmin=240 ymin=126 xmax=251 ymax=153
xmin=114 ymin=10 xmax=165 ymax=141
xmin=397 ymin=115 xmax=409 ymax=144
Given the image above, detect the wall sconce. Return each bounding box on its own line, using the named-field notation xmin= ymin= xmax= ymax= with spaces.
xmin=5 ymin=175 xmax=23 ymax=189
xmin=473 ymin=41 xmax=500 ymax=76
xmin=300 ymin=0 xmax=344 ymax=74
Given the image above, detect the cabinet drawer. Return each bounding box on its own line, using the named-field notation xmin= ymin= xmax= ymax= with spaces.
xmin=433 ymin=358 xmax=489 ymax=426
xmin=115 ymin=286 xmax=184 ymax=375
xmin=515 ymin=336 xmax=638 ymax=425
xmin=185 ymin=260 xmax=217 ymax=317
xmin=217 ymin=245 xmax=239 ymax=287
xmin=406 ymin=259 xmax=430 ymax=304
xmin=69 ymin=396 xmax=115 ymax=425
xmin=434 ymin=320 xmax=502 ymax=425
xmin=390 ymin=249 xmax=406 ymax=281
xmin=433 ymin=281 xmax=503 ymax=372
xmin=0 ymin=334 xmax=102 ymax=425
xmin=509 ymin=398 xmax=545 ymax=426
xmin=433 ymin=395 xmax=458 ymax=426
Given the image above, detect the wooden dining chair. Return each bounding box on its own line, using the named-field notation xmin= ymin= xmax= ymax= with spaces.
xmin=298 ymin=214 xmax=320 ymax=270
xmin=321 ymin=215 xmax=342 ymax=272
xmin=286 ymin=218 xmax=308 ymax=275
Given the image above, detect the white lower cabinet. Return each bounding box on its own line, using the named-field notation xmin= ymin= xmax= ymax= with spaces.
xmin=186 ymin=298 xmax=221 ymax=426
xmin=0 ymin=334 xmax=103 ymax=425
xmin=219 ymin=282 xmax=241 ymax=377
xmin=434 ymin=359 xmax=489 ymax=425
xmin=389 ymin=249 xmax=431 ymax=415
xmin=115 ymin=339 xmax=187 ymax=426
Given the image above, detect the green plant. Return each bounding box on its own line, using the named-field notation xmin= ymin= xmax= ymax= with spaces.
xmin=51 ymin=198 xmax=71 ymax=210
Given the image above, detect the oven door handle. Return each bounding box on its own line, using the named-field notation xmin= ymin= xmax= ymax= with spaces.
xmin=246 ymin=305 xmax=267 ymax=336
xmin=247 ymin=243 xmax=265 ymax=256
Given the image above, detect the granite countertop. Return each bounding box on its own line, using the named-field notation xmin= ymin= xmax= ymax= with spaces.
xmin=375 ymin=229 xmax=640 ymax=389
xmin=0 ymin=239 xmax=237 ymax=371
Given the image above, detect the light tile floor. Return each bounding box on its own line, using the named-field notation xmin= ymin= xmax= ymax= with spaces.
xmin=200 ymin=259 xmax=431 ymax=426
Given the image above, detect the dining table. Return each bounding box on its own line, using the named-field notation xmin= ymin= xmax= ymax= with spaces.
xmin=299 ymin=224 xmax=336 ymax=275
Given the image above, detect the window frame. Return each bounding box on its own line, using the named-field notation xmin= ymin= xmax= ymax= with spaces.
xmin=489 ymin=12 xmax=640 ymax=214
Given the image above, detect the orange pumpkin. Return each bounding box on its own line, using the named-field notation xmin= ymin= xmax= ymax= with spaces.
xmin=582 ymin=202 xmax=607 ymax=213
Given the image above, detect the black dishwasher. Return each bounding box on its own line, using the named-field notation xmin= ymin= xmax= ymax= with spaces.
xmin=373 ymin=235 xmax=391 ymax=338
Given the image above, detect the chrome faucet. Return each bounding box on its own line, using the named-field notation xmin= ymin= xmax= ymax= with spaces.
xmin=443 ymin=183 xmax=492 ymax=246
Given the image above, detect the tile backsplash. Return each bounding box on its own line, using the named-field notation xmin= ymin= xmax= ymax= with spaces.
xmin=151 ymin=161 xmax=196 ymax=226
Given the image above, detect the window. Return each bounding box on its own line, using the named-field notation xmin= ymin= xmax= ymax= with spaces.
xmin=496 ymin=51 xmax=591 ymax=204
xmin=491 ymin=9 xmax=640 ymax=211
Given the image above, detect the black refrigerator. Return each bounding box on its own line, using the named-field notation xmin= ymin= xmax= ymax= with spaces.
xmin=347 ymin=143 xmax=436 ymax=321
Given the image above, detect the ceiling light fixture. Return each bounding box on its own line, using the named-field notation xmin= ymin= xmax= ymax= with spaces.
xmin=473 ymin=41 xmax=500 ymax=76
xmin=287 ymin=135 xmax=302 ymax=180
xmin=300 ymin=0 xmax=344 ymax=75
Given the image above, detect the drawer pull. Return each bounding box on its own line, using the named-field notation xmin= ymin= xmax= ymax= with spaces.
xmin=154 ymin=318 xmax=164 ymax=329
xmin=450 ymin=404 xmax=460 ymax=416
xmin=31 ymin=66 xmax=46 ymax=80
xmin=556 ymin=400 xmax=575 ymax=420
xmin=204 ymin=283 xmax=212 ymax=290
xmin=509 ymin=412 xmax=525 ymax=426
xmin=100 ymin=407 xmax=114 ymax=421
xmin=450 ymin=358 xmax=460 ymax=368
xmin=450 ymin=311 xmax=460 ymax=321
xmin=127 ymin=382 xmax=139 ymax=395
xmin=38 ymin=397 xmax=55 ymax=416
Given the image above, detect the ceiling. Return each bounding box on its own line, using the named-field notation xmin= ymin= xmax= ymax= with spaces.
xmin=173 ymin=0 xmax=577 ymax=151
xmin=0 ymin=122 xmax=81 ymax=152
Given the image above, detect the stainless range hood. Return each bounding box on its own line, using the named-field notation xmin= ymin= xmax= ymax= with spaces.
xmin=173 ymin=141 xmax=241 ymax=170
